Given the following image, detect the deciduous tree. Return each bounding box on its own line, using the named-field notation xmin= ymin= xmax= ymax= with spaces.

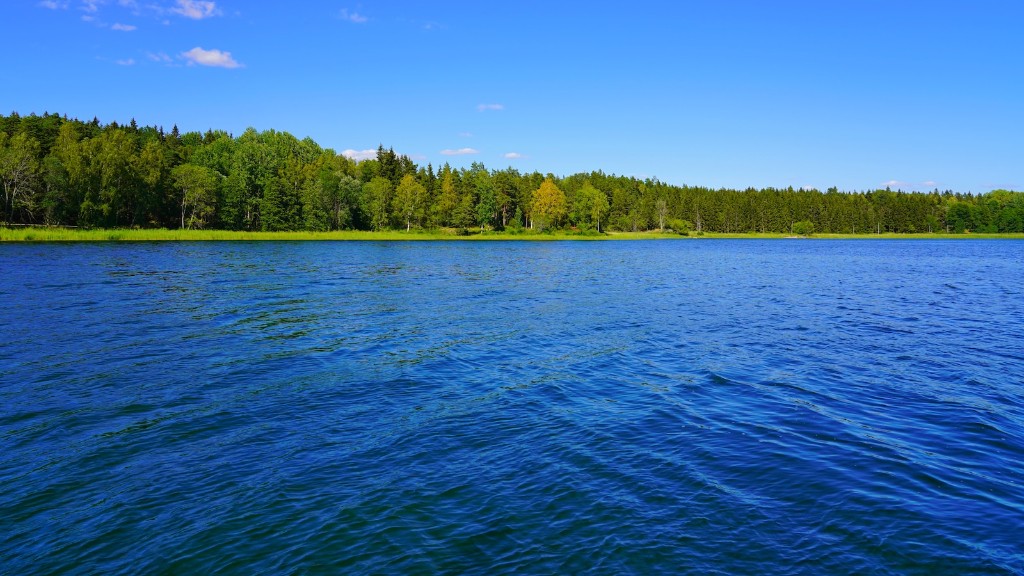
xmin=531 ymin=177 xmax=566 ymax=231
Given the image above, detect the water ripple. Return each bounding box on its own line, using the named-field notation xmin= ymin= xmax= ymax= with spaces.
xmin=2 ymin=240 xmax=1023 ymax=574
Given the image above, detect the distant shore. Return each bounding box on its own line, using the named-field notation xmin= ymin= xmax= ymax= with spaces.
xmin=3 ymin=227 xmax=1023 ymax=242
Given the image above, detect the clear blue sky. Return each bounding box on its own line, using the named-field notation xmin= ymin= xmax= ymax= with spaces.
xmin=4 ymin=1 xmax=1021 ymax=192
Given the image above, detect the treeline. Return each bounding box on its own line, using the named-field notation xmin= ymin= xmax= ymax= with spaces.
xmin=2 ymin=111 xmax=1022 ymax=234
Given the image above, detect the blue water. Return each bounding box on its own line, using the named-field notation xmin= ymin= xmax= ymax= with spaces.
xmin=2 ymin=240 xmax=1023 ymax=574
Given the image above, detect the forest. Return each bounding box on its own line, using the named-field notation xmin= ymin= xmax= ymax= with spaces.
xmin=2 ymin=111 xmax=1022 ymax=234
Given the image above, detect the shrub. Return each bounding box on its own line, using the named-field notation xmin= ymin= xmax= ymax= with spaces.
xmin=668 ymin=218 xmax=692 ymax=235
xmin=792 ymin=220 xmax=815 ymax=236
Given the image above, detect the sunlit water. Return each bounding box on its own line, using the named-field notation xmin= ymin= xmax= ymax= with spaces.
xmin=2 ymin=240 xmax=1023 ymax=574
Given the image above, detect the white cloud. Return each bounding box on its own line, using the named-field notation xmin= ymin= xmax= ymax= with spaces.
xmin=39 ymin=1 xmax=69 ymax=9
xmin=883 ymin=180 xmax=941 ymax=190
xmin=477 ymin=103 xmax=504 ymax=112
xmin=441 ymin=148 xmax=479 ymax=156
xmin=181 ymin=46 xmax=242 ymax=68
xmin=342 ymin=149 xmax=377 ymax=161
xmin=503 ymin=152 xmax=524 ymax=160
xmin=116 ymin=58 xmax=135 ymax=65
xmin=458 ymin=131 xmax=473 ymax=138
xmin=171 ymin=0 xmax=218 ymax=19
xmin=80 ymin=0 xmax=100 ymax=13
xmin=147 ymin=51 xmax=173 ymax=62
xmin=111 ymin=22 xmax=136 ymax=30
xmin=339 ymin=8 xmax=367 ymax=23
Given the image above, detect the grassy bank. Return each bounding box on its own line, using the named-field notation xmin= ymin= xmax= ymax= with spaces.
xmin=2 ymin=227 xmax=1022 ymax=242
xmin=0 ymin=227 xmax=674 ymax=242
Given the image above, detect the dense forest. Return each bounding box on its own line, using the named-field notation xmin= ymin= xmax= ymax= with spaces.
xmin=2 ymin=111 xmax=1022 ymax=234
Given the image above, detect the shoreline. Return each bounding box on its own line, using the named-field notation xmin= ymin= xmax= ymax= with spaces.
xmin=3 ymin=227 xmax=1023 ymax=242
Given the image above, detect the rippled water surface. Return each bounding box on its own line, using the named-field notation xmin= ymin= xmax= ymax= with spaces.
xmin=2 ymin=240 xmax=1024 ymax=574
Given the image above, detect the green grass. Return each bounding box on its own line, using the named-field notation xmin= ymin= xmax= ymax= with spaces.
xmin=0 ymin=227 xmax=689 ymax=242
xmin=2 ymin=226 xmax=1022 ymax=242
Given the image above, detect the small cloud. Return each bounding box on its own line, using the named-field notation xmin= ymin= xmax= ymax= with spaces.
xmin=111 ymin=22 xmax=136 ymax=30
xmin=922 ymin=180 xmax=938 ymax=188
xmin=503 ymin=152 xmax=524 ymax=160
xmin=171 ymin=0 xmax=219 ymax=19
xmin=116 ymin=58 xmax=135 ymax=65
xmin=181 ymin=46 xmax=242 ymax=68
xmin=458 ymin=132 xmax=473 ymax=138
xmin=882 ymin=180 xmax=908 ymax=188
xmin=477 ymin=103 xmax=504 ymax=112
xmin=339 ymin=8 xmax=367 ymax=23
xmin=80 ymin=0 xmax=100 ymax=13
xmin=441 ymin=148 xmax=479 ymax=156
xmin=147 ymin=51 xmax=173 ymax=63
xmin=39 ymin=1 xmax=69 ymax=9
xmin=342 ymin=149 xmax=377 ymax=161
xmin=81 ymin=14 xmax=95 ymax=21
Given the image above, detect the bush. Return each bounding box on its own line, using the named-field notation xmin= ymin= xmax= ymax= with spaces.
xmin=668 ymin=218 xmax=691 ymax=235
xmin=792 ymin=220 xmax=815 ymax=236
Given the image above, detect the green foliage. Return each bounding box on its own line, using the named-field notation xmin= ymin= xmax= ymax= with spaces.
xmin=0 ymin=131 xmax=41 ymax=223
xmin=532 ymin=177 xmax=566 ymax=231
xmin=171 ymin=163 xmax=219 ymax=229
xmin=394 ymin=174 xmax=426 ymax=231
xmin=571 ymin=183 xmax=610 ymax=232
xmin=668 ymin=218 xmax=691 ymax=235
xmin=793 ymin=220 xmax=815 ymax=236
xmin=3 ymin=111 xmax=1024 ymax=236
xmin=362 ymin=176 xmax=393 ymax=230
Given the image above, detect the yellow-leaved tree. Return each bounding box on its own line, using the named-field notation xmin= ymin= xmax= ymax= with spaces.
xmin=531 ymin=177 xmax=566 ymax=231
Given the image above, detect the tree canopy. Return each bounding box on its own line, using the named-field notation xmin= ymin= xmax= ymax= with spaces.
xmin=2 ymin=111 xmax=1022 ymax=234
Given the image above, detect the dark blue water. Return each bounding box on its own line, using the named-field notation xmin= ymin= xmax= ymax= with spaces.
xmin=2 ymin=240 xmax=1023 ymax=574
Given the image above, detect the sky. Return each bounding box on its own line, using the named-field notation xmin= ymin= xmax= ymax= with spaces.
xmin=4 ymin=0 xmax=1022 ymax=192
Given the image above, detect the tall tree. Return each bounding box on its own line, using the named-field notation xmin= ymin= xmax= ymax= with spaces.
xmin=531 ymin=177 xmax=566 ymax=231
xmin=0 ymin=132 xmax=41 ymax=223
xmin=572 ymin=183 xmax=610 ymax=232
xmin=171 ymin=164 xmax=219 ymax=229
xmin=433 ymin=164 xmax=459 ymax=227
xmin=363 ymin=176 xmax=393 ymax=230
xmin=393 ymin=174 xmax=426 ymax=231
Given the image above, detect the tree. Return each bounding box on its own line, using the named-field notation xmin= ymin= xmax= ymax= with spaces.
xmin=93 ymin=129 xmax=140 ymax=227
xmin=261 ymin=155 xmax=308 ymax=231
xmin=171 ymin=164 xmax=219 ymax=229
xmin=223 ymin=129 xmax=270 ymax=230
xmin=531 ymin=177 xmax=566 ymax=231
xmin=393 ymin=174 xmax=426 ymax=231
xmin=363 ymin=176 xmax=393 ymax=230
xmin=337 ymin=175 xmax=363 ymax=229
xmin=572 ymin=183 xmax=609 ymax=232
xmin=136 ymin=139 xmax=172 ymax=227
xmin=656 ymin=198 xmax=668 ymax=231
xmin=792 ymin=220 xmax=815 ymax=236
xmin=0 ymin=132 xmax=41 ymax=223
xmin=433 ymin=164 xmax=459 ymax=227
xmin=475 ymin=179 xmax=496 ymax=230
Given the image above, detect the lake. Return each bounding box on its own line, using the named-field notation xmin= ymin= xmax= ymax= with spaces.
xmin=2 ymin=240 xmax=1023 ymax=574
